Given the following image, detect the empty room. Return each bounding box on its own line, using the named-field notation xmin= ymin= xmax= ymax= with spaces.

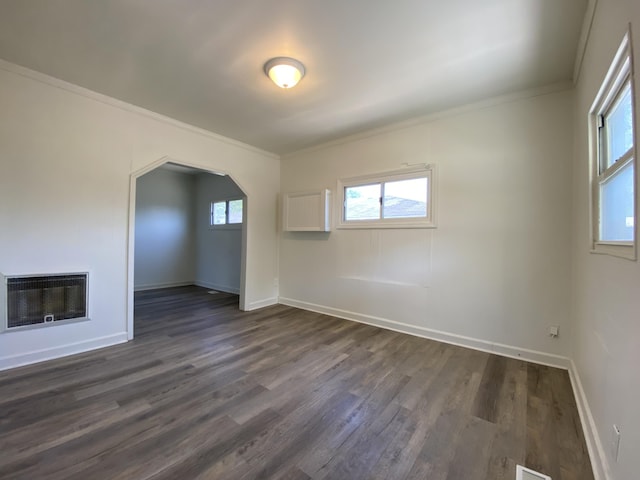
xmin=0 ymin=1 xmax=638 ymax=479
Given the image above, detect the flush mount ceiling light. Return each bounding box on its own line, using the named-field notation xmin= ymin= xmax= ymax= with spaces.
xmin=264 ymin=57 xmax=305 ymax=89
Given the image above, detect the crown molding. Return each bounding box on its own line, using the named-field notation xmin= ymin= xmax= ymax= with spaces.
xmin=573 ymin=0 xmax=599 ymax=84
xmin=283 ymin=81 xmax=574 ymax=159
xmin=0 ymin=58 xmax=279 ymax=160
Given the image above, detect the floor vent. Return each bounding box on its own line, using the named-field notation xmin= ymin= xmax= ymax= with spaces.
xmin=516 ymin=465 xmax=551 ymax=480
xmin=3 ymin=273 xmax=88 ymax=331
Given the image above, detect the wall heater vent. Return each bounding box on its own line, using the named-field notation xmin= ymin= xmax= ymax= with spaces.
xmin=516 ymin=465 xmax=551 ymax=480
xmin=2 ymin=273 xmax=88 ymax=331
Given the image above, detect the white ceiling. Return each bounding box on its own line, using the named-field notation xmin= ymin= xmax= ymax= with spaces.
xmin=0 ymin=0 xmax=588 ymax=155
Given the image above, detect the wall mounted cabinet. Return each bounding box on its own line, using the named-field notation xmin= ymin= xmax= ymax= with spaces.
xmin=283 ymin=189 xmax=331 ymax=232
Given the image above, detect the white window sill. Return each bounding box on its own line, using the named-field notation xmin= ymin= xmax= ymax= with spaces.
xmin=209 ymin=224 xmax=243 ymax=231
xmin=337 ymin=220 xmax=436 ymax=230
xmin=590 ymin=242 xmax=636 ymax=260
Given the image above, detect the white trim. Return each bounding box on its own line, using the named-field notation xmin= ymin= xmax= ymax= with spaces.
xmin=239 ymin=198 xmax=248 ymax=312
xmin=0 ymin=273 xmax=5 ymax=334
xmin=590 ymin=243 xmax=636 ymax=260
xmin=0 ymin=332 xmax=128 ymax=372
xmin=137 ymin=155 xmax=251 ymax=204
xmin=126 ymin=171 xmax=137 ymax=341
xmin=134 ymin=281 xmax=194 ymax=292
xmin=0 ymin=59 xmax=279 ymax=159
xmin=589 ymin=30 xmax=637 ymax=259
xmin=283 ymin=82 xmax=573 ymax=159
xmin=568 ymin=359 xmax=610 ymax=480
xmin=278 ymin=297 xmax=571 ymax=369
xmin=246 ymin=297 xmax=279 ymax=311
xmin=194 ymin=281 xmax=241 ymax=295
xmin=573 ymin=0 xmax=599 ymax=84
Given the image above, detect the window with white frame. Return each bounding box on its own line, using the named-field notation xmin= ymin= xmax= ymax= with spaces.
xmin=210 ymin=198 xmax=243 ymax=227
xmin=337 ymin=166 xmax=435 ymax=228
xmin=591 ymin=33 xmax=637 ymax=259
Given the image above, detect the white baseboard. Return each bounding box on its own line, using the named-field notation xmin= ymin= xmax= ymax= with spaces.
xmin=246 ymin=297 xmax=278 ymax=311
xmin=134 ymin=281 xmax=194 ymax=292
xmin=278 ymin=297 xmax=571 ymax=370
xmin=194 ymin=281 xmax=240 ymax=295
xmin=568 ymin=359 xmax=610 ymax=480
xmin=0 ymin=332 xmax=128 ymax=371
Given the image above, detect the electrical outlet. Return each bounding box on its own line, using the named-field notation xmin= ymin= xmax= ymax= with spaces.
xmin=549 ymin=325 xmax=559 ymax=337
xmin=612 ymin=424 xmax=621 ymax=462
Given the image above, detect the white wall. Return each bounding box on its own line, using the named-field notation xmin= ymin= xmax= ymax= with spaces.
xmin=195 ymin=173 xmax=244 ymax=294
xmin=0 ymin=61 xmax=280 ymax=370
xmin=134 ymin=168 xmax=196 ymax=290
xmin=280 ymin=89 xmax=574 ymax=364
xmin=571 ymin=1 xmax=640 ymax=480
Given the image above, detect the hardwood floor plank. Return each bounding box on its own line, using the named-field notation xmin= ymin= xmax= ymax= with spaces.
xmin=308 ymin=372 xmax=412 ymax=479
xmin=484 ymin=359 xmax=528 ymax=480
xmin=238 ymin=391 xmax=361 ymax=479
xmin=0 ymin=399 xmax=151 ymax=466
xmin=0 ymin=286 xmax=594 ymax=480
xmin=402 ymin=349 xmax=486 ymax=480
xmin=370 ymin=349 xmax=481 ymax=480
xmin=445 ymin=416 xmax=496 ymax=480
xmin=145 ymin=409 xmax=283 ymax=480
xmin=548 ymin=368 xmax=594 ymax=479
xmin=472 ymin=355 xmax=508 ymax=423
xmin=319 ymin=402 xmax=411 ymax=479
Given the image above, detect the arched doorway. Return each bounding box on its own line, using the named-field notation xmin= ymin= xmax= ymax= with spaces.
xmin=126 ymin=157 xmax=248 ymax=339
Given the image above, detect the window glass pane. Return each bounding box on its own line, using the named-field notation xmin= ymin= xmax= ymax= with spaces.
xmin=383 ymin=177 xmax=428 ymax=219
xmin=600 ymin=161 xmax=634 ymax=241
xmin=345 ymin=184 xmax=381 ymax=221
xmin=212 ymin=201 xmax=226 ymax=225
xmin=228 ymin=199 xmax=243 ymax=224
xmin=605 ymin=82 xmax=634 ymax=168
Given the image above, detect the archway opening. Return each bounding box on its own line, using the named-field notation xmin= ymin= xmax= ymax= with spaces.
xmin=126 ymin=158 xmax=248 ymax=339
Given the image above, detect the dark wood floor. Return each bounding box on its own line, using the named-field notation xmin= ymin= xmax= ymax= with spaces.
xmin=0 ymin=286 xmax=593 ymax=480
